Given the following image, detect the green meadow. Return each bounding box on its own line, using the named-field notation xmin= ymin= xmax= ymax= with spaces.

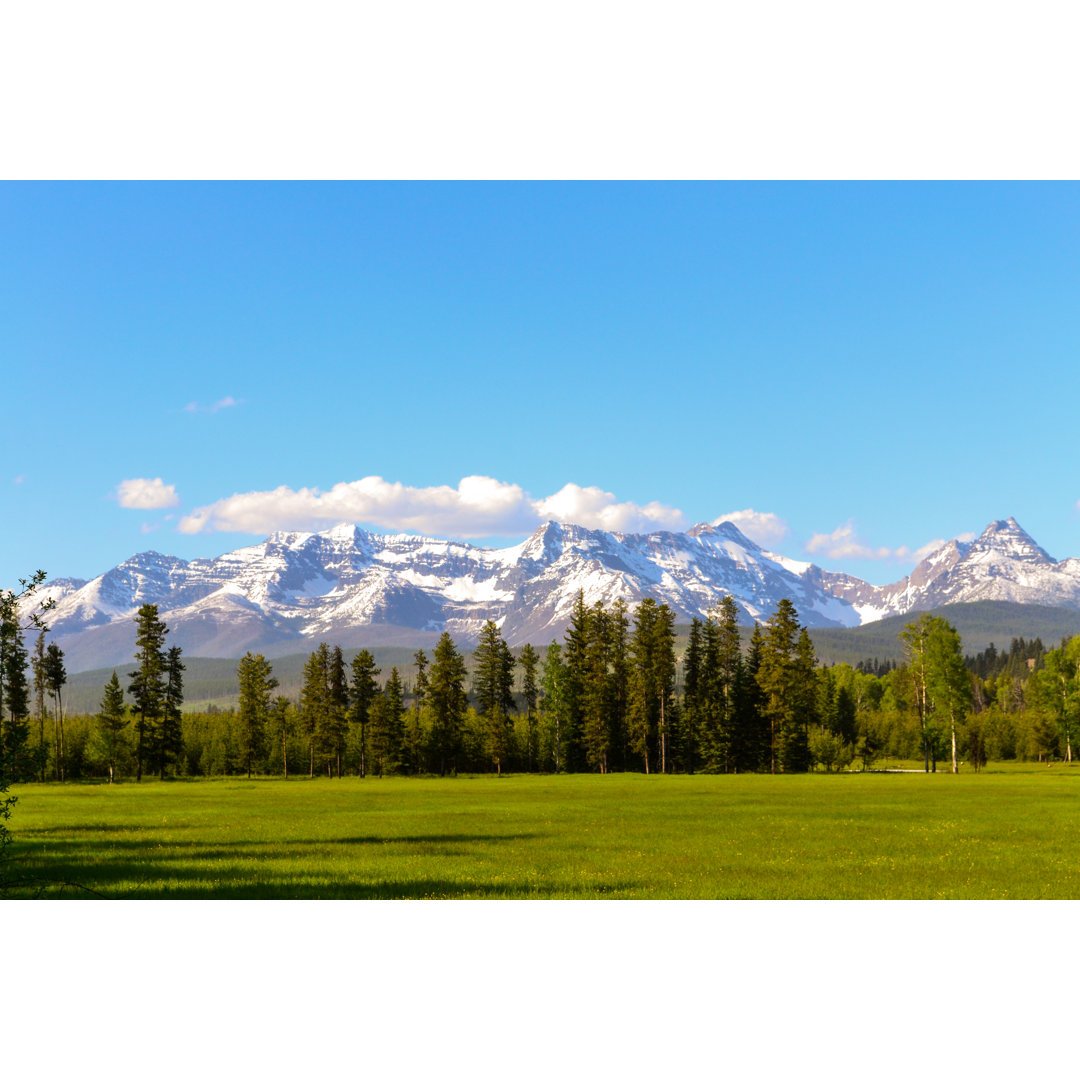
xmin=6 ymin=766 xmax=1080 ymax=899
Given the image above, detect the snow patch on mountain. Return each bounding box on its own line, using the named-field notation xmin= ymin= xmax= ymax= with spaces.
xmin=27 ymin=514 xmax=1080 ymax=671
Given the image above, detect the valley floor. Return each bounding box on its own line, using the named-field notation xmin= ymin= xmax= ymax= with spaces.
xmin=5 ymin=767 xmax=1079 ymax=899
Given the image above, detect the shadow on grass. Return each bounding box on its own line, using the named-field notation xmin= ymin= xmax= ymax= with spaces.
xmin=4 ymin=830 xmax=619 ymax=899
xmin=20 ymin=822 xmax=200 ymax=835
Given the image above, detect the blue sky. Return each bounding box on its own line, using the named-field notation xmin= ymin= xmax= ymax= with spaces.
xmin=4 ymin=181 xmax=1080 ymax=587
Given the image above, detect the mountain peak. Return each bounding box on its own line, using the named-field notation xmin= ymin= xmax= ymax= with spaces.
xmin=974 ymin=517 xmax=1053 ymax=563
xmin=690 ymin=519 xmax=761 ymax=551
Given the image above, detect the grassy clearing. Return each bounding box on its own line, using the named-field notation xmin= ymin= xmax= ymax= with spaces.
xmin=5 ymin=766 xmax=1080 ymax=899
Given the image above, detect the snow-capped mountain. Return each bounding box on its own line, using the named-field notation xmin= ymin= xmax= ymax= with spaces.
xmin=26 ymin=519 xmax=861 ymax=670
xmin=24 ymin=516 xmax=1080 ymax=671
xmin=798 ymin=517 xmax=1080 ymax=623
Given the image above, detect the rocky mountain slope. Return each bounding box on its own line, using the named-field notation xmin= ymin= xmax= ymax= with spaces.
xmin=797 ymin=518 xmax=1080 ymax=622
xmin=24 ymin=516 xmax=1080 ymax=672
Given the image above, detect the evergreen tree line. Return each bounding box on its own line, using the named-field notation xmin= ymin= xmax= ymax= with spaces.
xmin=0 ymin=602 xmax=185 ymax=785
xmin=7 ymin=592 xmax=1080 ymax=782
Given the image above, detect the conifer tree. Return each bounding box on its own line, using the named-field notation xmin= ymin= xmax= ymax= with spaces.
xmin=300 ymin=643 xmax=331 ymax=777
xmin=654 ymin=603 xmax=676 ymax=772
xmin=327 ymin=645 xmax=349 ymax=777
xmin=0 ymin=572 xmax=51 ymax=872
xmin=628 ymin=599 xmax=676 ymax=773
xmin=386 ymin=667 xmax=406 ymax=772
xmin=581 ymin=602 xmax=613 ymax=773
xmin=518 ymin=642 xmax=540 ymax=772
xmin=404 ymin=649 xmax=428 ymax=775
xmin=269 ymin=695 xmax=295 ymax=779
xmin=349 ymin=649 xmax=380 ymax=778
xmin=781 ymin=628 xmax=816 ymax=772
xmin=757 ymin=600 xmax=803 ymax=773
xmin=96 ymin=671 xmax=128 ymax=783
xmin=607 ymin=598 xmax=631 ymax=771
xmin=473 ymin=621 xmax=516 ymax=775
xmin=540 ymin=640 xmax=569 ymax=772
xmin=43 ymin=642 xmax=67 ymax=781
xmin=0 ymin=610 xmax=32 ymax=783
xmin=31 ymin=631 xmax=48 ymax=782
xmin=562 ymin=591 xmax=591 ymax=772
xmin=733 ymin=624 xmax=768 ymax=772
xmin=369 ymin=667 xmax=405 ymax=776
xmin=429 ymin=632 xmax=466 ymax=776
xmin=681 ymin=618 xmax=704 ymax=772
xmin=237 ymin=652 xmax=278 ymax=778
xmin=128 ymin=603 xmax=168 ymax=783
xmin=157 ymin=645 xmax=185 ymax=777
xmin=629 ymin=598 xmax=659 ymax=773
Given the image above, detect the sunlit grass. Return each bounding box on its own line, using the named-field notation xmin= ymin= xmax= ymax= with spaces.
xmin=6 ymin=766 xmax=1080 ymax=898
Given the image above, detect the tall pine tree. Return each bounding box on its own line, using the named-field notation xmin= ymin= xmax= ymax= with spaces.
xmin=237 ymin=652 xmax=278 ymax=778
xmin=128 ymin=604 xmax=168 ymax=783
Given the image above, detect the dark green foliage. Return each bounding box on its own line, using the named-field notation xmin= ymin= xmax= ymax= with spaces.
xmin=681 ymin=617 xmax=703 ymax=770
xmin=349 ymin=649 xmax=380 ymax=778
xmin=561 ymin=591 xmax=590 ymax=772
xmin=0 ymin=571 xmax=52 ymax=876
xmin=300 ymin=644 xmax=335 ymax=777
xmin=369 ymin=667 xmax=405 ymax=777
xmin=155 ymin=645 xmax=186 ymax=777
xmin=733 ymin=624 xmax=769 ymax=772
xmin=539 ymin=640 xmax=569 ymax=771
xmin=403 ymin=650 xmax=428 ymax=775
xmin=473 ymin=621 xmax=515 ymax=773
xmin=578 ymin=601 xmax=617 ymax=774
xmin=43 ymin=641 xmax=67 ymax=780
xmin=429 ymin=633 xmax=466 ymax=776
xmin=31 ymin=630 xmax=48 ymax=781
xmin=0 ymin=610 xmax=33 ymax=783
xmin=95 ymin=671 xmax=128 ymax=782
xmin=628 ymin=598 xmax=676 ymax=773
xmin=237 ymin=652 xmax=278 ymax=778
xmin=128 ymin=603 xmax=169 ymax=782
xmin=518 ymin=642 xmax=540 ymax=771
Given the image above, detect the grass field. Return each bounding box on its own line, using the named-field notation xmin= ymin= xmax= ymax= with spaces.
xmin=5 ymin=766 xmax=1080 ymax=899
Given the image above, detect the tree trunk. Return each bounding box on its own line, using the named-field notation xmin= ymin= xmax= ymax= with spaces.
xmin=283 ymin=727 xmax=288 ymax=779
xmin=951 ymin=713 xmax=958 ymax=774
xmin=137 ymin=715 xmax=144 ymax=782
xmin=57 ymin=688 xmax=66 ymax=782
xmin=660 ymin=692 xmax=666 ymax=774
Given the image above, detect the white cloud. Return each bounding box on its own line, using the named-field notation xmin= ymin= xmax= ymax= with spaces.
xmin=806 ymin=521 xmax=895 ymax=560
xmin=178 ymin=475 xmax=685 ymax=538
xmin=910 ymin=538 xmax=948 ymax=561
xmin=713 ymin=509 xmax=790 ymax=548
xmin=183 ymin=396 xmax=241 ymax=414
xmin=805 ymin=520 xmax=966 ymax=563
xmin=115 ymin=477 xmax=180 ymax=510
xmin=535 ymin=483 xmax=685 ymax=533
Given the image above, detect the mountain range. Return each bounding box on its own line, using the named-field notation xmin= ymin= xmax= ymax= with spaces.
xmin=24 ymin=516 xmax=1080 ymax=672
